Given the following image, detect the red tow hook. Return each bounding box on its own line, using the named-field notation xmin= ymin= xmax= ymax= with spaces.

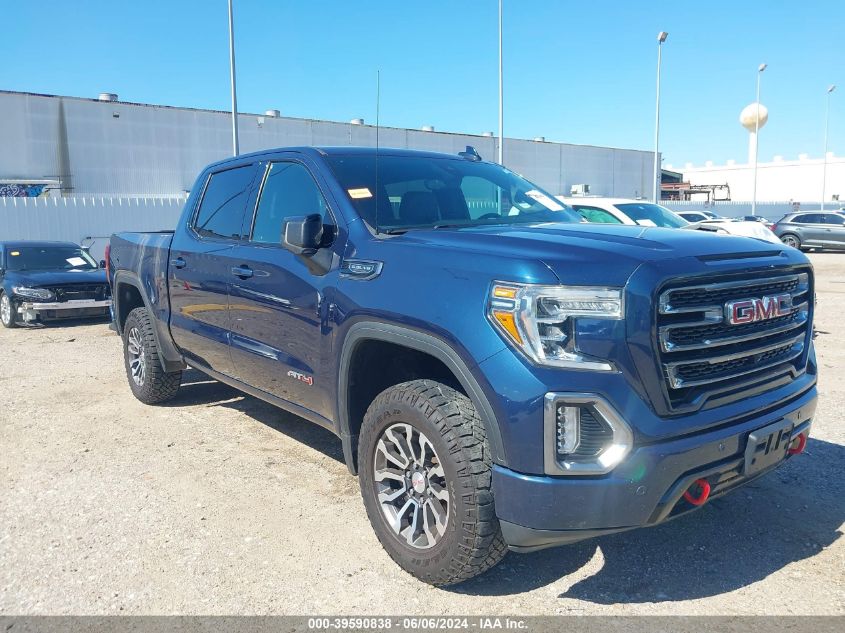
xmin=683 ymin=478 xmax=711 ymax=506
xmin=788 ymin=433 xmax=807 ymax=456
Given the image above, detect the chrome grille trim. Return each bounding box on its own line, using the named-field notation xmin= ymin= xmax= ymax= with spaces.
xmin=655 ymin=270 xmax=812 ymax=408
xmin=664 ymin=333 xmax=806 ymax=389
xmin=659 ymin=302 xmax=809 ymax=352
xmin=659 ymin=272 xmax=809 ymax=314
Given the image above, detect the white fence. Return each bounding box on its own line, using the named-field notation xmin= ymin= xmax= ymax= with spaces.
xmin=0 ymin=196 xmax=185 ymax=259
xmin=660 ymin=200 xmax=838 ymax=220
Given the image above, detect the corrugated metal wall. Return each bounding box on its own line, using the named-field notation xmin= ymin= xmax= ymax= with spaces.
xmin=0 ymin=196 xmax=185 ymax=259
xmin=0 ymin=91 xmax=655 ymax=199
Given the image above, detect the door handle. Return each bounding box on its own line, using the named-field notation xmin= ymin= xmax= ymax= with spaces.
xmin=231 ymin=265 xmax=254 ymax=279
xmin=170 ymin=257 xmax=187 ymax=269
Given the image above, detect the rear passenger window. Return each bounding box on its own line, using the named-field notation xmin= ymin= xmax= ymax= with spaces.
xmin=193 ymin=166 xmax=256 ymax=240
xmin=251 ymin=162 xmax=329 ymax=244
xmin=795 ymin=214 xmax=821 ymax=224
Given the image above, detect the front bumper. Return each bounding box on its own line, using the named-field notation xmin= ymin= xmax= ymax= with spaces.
xmin=18 ymin=299 xmax=112 ymax=322
xmin=494 ymin=386 xmax=817 ymax=552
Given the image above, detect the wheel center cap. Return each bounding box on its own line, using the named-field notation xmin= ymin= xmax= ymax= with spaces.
xmin=411 ymin=471 xmax=426 ymax=494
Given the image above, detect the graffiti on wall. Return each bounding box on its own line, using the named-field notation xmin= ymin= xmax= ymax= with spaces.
xmin=0 ymin=183 xmax=50 ymax=197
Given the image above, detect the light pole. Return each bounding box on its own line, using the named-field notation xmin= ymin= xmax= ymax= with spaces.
xmin=498 ymin=0 xmax=503 ymax=164
xmin=653 ymin=31 xmax=668 ymax=203
xmin=228 ymin=0 xmax=240 ymax=156
xmin=751 ymin=63 xmax=767 ymax=216
xmin=821 ymin=84 xmax=836 ymax=211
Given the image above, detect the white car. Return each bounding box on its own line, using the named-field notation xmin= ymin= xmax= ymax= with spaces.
xmin=676 ymin=210 xmax=721 ymax=222
xmin=557 ymin=197 xmax=782 ymax=245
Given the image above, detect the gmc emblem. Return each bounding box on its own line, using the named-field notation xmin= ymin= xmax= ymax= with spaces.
xmin=725 ymin=294 xmax=792 ymax=325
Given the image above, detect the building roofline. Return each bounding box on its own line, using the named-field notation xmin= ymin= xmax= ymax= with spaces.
xmin=0 ymin=89 xmax=650 ymax=154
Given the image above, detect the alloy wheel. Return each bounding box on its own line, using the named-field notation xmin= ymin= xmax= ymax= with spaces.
xmin=781 ymin=235 xmax=799 ymax=248
xmin=126 ymin=327 xmax=146 ymax=386
xmin=0 ymin=294 xmax=11 ymax=325
xmin=373 ymin=422 xmax=450 ymax=550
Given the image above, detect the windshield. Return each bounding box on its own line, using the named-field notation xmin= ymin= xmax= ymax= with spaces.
xmin=325 ymin=154 xmax=582 ymax=232
xmin=614 ymin=203 xmax=688 ymax=228
xmin=5 ymin=246 xmax=97 ymax=272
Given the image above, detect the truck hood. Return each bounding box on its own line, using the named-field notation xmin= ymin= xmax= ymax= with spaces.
xmin=3 ymin=268 xmax=107 ymax=287
xmin=395 ymin=222 xmax=787 ymax=286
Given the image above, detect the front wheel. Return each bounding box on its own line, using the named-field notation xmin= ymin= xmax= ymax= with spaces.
xmin=122 ymin=307 xmax=182 ymax=404
xmin=780 ymin=233 xmax=802 ymax=249
xmin=0 ymin=292 xmax=17 ymax=328
xmin=358 ymin=379 xmax=507 ymax=586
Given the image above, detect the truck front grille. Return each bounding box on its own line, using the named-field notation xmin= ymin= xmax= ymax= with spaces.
xmin=656 ymin=271 xmax=812 ymax=409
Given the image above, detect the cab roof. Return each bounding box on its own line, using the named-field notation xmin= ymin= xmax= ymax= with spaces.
xmin=206 ymin=146 xmax=483 ymax=171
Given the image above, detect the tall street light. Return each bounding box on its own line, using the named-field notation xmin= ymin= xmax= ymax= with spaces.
xmin=652 ymin=31 xmax=668 ymax=203
xmin=751 ymin=63 xmax=767 ymax=216
xmin=498 ymin=0 xmax=503 ymax=164
xmin=228 ymin=0 xmax=240 ymax=156
xmin=821 ymin=84 xmax=836 ymax=211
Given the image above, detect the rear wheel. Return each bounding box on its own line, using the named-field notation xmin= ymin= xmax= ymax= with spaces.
xmin=358 ymin=379 xmax=507 ymax=586
xmin=122 ymin=307 xmax=181 ymax=404
xmin=780 ymin=233 xmax=801 ymax=249
xmin=0 ymin=292 xmax=17 ymax=328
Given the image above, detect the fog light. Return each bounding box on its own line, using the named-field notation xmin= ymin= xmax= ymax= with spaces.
xmin=544 ymin=393 xmax=633 ymax=475
xmin=556 ymin=406 xmax=581 ymax=454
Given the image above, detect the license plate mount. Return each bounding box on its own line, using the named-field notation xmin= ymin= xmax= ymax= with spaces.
xmin=744 ymin=419 xmax=794 ymax=476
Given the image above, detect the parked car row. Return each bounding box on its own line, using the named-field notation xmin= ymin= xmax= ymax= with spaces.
xmin=558 ymin=198 xmax=783 ymax=244
xmin=2 ymin=201 xmax=838 ymax=332
xmin=567 ymin=201 xmax=845 ymax=252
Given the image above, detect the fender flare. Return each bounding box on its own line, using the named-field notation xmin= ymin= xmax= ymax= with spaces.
xmin=112 ymin=270 xmax=186 ymax=373
xmin=336 ymin=321 xmax=507 ymax=474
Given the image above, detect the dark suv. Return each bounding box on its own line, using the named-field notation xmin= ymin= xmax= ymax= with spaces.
xmin=773 ymin=212 xmax=845 ymax=250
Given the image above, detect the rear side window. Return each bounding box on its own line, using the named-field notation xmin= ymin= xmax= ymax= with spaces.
xmin=193 ymin=166 xmax=256 ymax=240
xmin=250 ymin=162 xmax=330 ymax=244
xmin=793 ymin=214 xmax=822 ymax=224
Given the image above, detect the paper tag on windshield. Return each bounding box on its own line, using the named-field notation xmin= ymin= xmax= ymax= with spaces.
xmin=66 ymin=257 xmax=86 ymax=266
xmin=10 ymin=251 xmax=19 ymax=256
xmin=347 ymin=188 xmax=372 ymax=199
xmin=525 ymin=190 xmax=564 ymax=211
xmin=636 ymin=219 xmax=657 ymax=227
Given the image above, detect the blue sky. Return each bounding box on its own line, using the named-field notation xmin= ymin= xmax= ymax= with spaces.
xmin=2 ymin=0 xmax=843 ymax=166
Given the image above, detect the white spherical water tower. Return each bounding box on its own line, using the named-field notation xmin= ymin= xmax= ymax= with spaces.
xmin=740 ymin=102 xmax=768 ymax=164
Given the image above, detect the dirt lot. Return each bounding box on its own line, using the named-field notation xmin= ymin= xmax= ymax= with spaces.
xmin=1 ymin=253 xmax=843 ymax=616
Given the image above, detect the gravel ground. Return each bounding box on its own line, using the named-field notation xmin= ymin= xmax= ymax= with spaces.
xmin=1 ymin=253 xmax=843 ymax=615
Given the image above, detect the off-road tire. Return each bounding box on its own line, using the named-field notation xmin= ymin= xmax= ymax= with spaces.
xmin=0 ymin=292 xmax=18 ymax=328
xmin=358 ymin=379 xmax=507 ymax=586
xmin=122 ymin=307 xmax=181 ymax=404
xmin=780 ymin=233 xmax=802 ymax=249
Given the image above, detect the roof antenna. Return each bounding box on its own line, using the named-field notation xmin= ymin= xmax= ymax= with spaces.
xmin=374 ymin=69 xmax=381 ymax=236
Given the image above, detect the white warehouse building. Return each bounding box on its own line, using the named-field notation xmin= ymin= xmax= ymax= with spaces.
xmin=0 ymin=90 xmax=657 ymax=199
xmin=670 ymin=154 xmax=844 ymax=206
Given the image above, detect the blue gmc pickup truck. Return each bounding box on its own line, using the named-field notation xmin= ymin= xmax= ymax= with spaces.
xmin=108 ymin=146 xmax=817 ymax=586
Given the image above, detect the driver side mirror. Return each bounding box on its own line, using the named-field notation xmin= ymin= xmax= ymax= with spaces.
xmin=282 ymin=214 xmax=324 ymax=256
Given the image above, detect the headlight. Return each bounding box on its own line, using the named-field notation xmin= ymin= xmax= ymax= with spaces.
xmin=488 ymin=283 xmax=623 ymax=370
xmin=12 ymin=286 xmax=54 ymax=300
